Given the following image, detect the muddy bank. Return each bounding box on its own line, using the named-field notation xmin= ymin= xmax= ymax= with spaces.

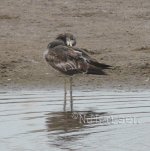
xmin=0 ymin=0 xmax=150 ymax=90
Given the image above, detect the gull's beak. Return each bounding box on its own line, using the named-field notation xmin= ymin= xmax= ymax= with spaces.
xmin=69 ymin=42 xmax=72 ymax=47
xmin=67 ymin=40 xmax=72 ymax=46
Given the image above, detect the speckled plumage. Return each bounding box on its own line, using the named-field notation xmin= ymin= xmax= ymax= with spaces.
xmin=44 ymin=33 xmax=111 ymax=76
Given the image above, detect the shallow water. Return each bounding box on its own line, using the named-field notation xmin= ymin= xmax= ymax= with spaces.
xmin=0 ymin=89 xmax=150 ymax=151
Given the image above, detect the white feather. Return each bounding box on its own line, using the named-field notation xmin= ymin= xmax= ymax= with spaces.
xmin=43 ymin=49 xmax=49 ymax=59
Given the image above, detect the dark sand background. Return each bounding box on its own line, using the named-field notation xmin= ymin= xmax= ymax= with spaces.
xmin=0 ymin=0 xmax=150 ymax=90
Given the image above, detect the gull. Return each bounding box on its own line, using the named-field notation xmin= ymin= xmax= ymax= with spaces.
xmin=44 ymin=33 xmax=111 ymax=111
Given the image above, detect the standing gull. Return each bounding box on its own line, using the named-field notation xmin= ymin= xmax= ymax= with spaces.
xmin=44 ymin=33 xmax=111 ymax=111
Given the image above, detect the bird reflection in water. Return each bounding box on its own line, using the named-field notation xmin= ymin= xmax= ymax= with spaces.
xmin=45 ymin=111 xmax=108 ymax=133
xmin=45 ymin=110 xmax=108 ymax=149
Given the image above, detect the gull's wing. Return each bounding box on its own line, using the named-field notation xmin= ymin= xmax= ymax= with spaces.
xmin=44 ymin=45 xmax=88 ymax=75
xmin=72 ymin=47 xmax=112 ymax=69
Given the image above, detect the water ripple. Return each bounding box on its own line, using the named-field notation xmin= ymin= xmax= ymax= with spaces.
xmin=0 ymin=90 xmax=150 ymax=151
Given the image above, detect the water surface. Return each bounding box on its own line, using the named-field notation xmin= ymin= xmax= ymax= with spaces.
xmin=0 ymin=89 xmax=150 ymax=151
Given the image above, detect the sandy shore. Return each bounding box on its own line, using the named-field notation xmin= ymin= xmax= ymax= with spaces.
xmin=0 ymin=0 xmax=150 ymax=90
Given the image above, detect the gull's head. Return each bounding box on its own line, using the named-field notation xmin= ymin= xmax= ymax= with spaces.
xmin=56 ymin=33 xmax=76 ymax=47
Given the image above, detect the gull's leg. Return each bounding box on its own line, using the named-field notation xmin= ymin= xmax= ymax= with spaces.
xmin=64 ymin=77 xmax=67 ymax=112
xmin=70 ymin=76 xmax=73 ymax=112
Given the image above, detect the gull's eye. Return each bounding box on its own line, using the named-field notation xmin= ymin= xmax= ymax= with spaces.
xmin=71 ymin=36 xmax=75 ymax=41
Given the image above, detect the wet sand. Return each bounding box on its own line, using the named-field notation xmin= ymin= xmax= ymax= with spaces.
xmin=0 ymin=0 xmax=150 ymax=90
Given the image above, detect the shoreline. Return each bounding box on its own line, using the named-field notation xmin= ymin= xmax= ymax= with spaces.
xmin=0 ymin=73 xmax=150 ymax=92
xmin=0 ymin=0 xmax=150 ymax=91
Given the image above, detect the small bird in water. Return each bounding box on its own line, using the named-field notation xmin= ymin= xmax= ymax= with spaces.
xmin=44 ymin=33 xmax=111 ymax=111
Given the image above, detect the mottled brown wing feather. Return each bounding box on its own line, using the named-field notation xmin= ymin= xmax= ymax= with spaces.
xmin=45 ymin=45 xmax=88 ymax=75
xmin=72 ymin=47 xmax=112 ymax=69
